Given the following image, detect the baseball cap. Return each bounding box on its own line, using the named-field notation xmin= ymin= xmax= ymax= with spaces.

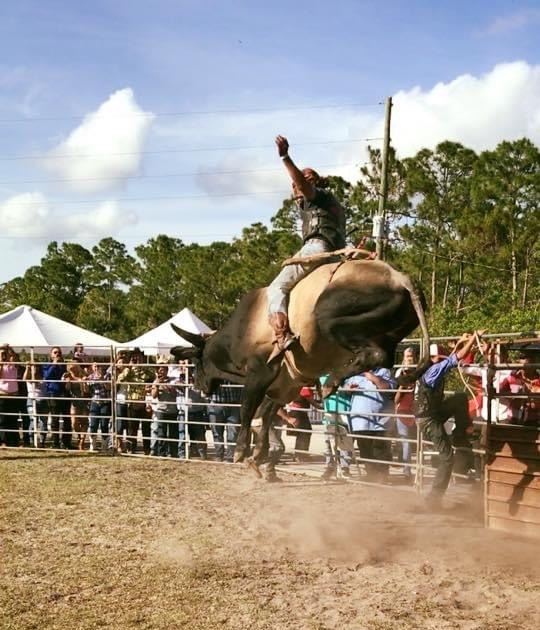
xmin=429 ymin=343 xmax=448 ymax=358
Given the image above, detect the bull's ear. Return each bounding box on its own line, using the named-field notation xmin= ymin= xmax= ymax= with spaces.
xmin=170 ymin=346 xmax=201 ymax=360
xmin=170 ymin=324 xmax=205 ymax=348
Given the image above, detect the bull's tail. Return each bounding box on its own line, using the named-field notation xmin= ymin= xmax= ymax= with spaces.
xmin=396 ymin=272 xmax=431 ymax=384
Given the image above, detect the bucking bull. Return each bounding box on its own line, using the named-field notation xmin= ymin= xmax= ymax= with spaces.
xmin=171 ymin=257 xmax=430 ymax=475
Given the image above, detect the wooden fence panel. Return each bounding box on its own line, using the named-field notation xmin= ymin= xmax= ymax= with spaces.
xmin=485 ymin=424 xmax=540 ymax=539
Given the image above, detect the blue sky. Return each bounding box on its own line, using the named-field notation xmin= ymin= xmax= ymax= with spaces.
xmin=1 ymin=0 xmax=540 ymax=282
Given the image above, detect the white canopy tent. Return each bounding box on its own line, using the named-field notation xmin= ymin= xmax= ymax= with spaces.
xmin=0 ymin=305 xmax=117 ymax=356
xmin=120 ymin=307 xmax=213 ymax=355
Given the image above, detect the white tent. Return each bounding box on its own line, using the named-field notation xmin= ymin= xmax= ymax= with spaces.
xmin=0 ymin=305 xmax=117 ymax=355
xmin=120 ymin=307 xmax=213 ymax=355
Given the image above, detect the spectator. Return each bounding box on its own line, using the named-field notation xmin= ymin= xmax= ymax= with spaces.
xmin=415 ymin=333 xmax=481 ymax=508
xmin=0 ymin=344 xmax=19 ymax=447
xmin=43 ymin=347 xmax=70 ymax=449
xmin=346 ymin=367 xmax=396 ymax=483
xmin=87 ymin=362 xmax=112 ymax=451
xmin=460 ymin=342 xmax=511 ymax=423
xmin=23 ymin=361 xmax=48 ymax=447
xmin=499 ymin=353 xmax=540 ymax=426
xmin=64 ymin=358 xmax=89 ymax=450
xmin=394 ymin=347 xmax=418 ymax=481
xmin=125 ymin=349 xmax=153 ymax=455
xmin=173 ymin=366 xmax=209 ymax=460
xmin=177 ymin=378 xmax=208 ymax=460
xmin=114 ymin=352 xmax=130 ymax=452
xmin=284 ymin=385 xmax=316 ymax=462
xmin=319 ymin=374 xmax=355 ymax=480
xmin=8 ymin=349 xmax=29 ymax=446
xmin=207 ymin=382 xmax=241 ymax=463
xmin=460 ymin=340 xmax=490 ymax=420
xmin=72 ymin=342 xmax=90 ymax=364
xmin=150 ymin=362 xmax=179 ymax=457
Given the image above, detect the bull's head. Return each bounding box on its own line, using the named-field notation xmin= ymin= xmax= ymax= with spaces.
xmin=170 ymin=324 xmax=215 ymax=394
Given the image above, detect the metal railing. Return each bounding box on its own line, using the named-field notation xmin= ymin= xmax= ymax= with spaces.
xmin=1 ymin=343 xmax=538 ymax=499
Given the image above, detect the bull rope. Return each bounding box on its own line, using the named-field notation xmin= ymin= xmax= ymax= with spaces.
xmin=281 ymin=246 xmax=375 ymax=268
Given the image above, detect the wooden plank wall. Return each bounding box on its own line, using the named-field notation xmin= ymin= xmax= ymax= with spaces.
xmin=485 ymin=424 xmax=540 ymax=538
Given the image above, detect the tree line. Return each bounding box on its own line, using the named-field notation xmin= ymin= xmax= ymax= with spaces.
xmin=1 ymin=138 xmax=538 ymax=340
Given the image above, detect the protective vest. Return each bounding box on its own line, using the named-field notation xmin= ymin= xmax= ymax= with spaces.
xmin=414 ymin=373 xmax=445 ymax=420
xmin=298 ymin=189 xmax=346 ymax=250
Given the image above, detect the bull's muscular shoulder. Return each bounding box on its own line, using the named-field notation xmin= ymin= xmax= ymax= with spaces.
xmin=217 ymin=287 xmax=270 ymax=348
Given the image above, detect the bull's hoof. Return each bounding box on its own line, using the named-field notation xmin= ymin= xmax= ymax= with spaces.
xmin=234 ymin=445 xmax=250 ymax=463
xmin=265 ymin=474 xmax=283 ymax=483
xmin=233 ymin=451 xmax=245 ymax=463
xmin=246 ymin=458 xmax=263 ymax=479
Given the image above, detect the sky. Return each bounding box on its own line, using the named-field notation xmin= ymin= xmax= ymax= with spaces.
xmin=1 ymin=0 xmax=540 ymax=283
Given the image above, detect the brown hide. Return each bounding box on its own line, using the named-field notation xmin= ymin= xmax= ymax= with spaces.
xmin=219 ymin=258 xmax=426 ymax=403
xmin=288 ymin=259 xmax=398 ymax=360
xmin=172 ymin=257 xmax=428 ymax=465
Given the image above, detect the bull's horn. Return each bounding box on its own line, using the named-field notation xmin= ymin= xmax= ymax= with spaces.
xmin=170 ymin=324 xmax=205 ymax=348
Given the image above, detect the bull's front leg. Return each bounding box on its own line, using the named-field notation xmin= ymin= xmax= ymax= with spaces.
xmin=234 ymin=361 xmax=280 ymax=463
xmin=250 ymin=397 xmax=274 ymax=466
xmin=245 ymin=409 xmax=271 ymax=479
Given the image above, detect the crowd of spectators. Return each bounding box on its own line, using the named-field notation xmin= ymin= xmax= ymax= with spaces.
xmin=0 ymin=339 xmax=538 ymax=493
xmin=0 ymin=343 xmax=240 ymax=459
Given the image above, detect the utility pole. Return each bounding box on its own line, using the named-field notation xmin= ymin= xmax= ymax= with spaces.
xmin=374 ymin=96 xmax=392 ymax=260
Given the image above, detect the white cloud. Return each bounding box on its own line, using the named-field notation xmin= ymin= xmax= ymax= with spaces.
xmin=194 ymin=154 xmax=287 ymax=195
xmin=0 ymin=192 xmax=138 ymax=239
xmin=44 ymin=88 xmax=154 ymax=193
xmin=387 ymin=61 xmax=540 ymax=157
xmin=176 ymin=62 xmax=540 ymax=197
xmin=163 ymin=106 xmax=377 ymax=196
xmin=485 ymin=9 xmax=540 ymax=34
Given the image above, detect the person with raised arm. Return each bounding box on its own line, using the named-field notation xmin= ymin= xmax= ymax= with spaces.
xmin=415 ymin=330 xmax=485 ymax=508
xmin=266 ymin=135 xmax=347 ymax=361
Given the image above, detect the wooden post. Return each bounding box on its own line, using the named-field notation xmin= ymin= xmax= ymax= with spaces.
xmin=375 ymin=96 xmax=392 ymax=260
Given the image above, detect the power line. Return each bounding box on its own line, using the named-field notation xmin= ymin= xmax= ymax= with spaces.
xmin=390 ymin=236 xmax=512 ymax=273
xmin=0 ymin=137 xmax=382 ymax=162
xmin=0 ymin=102 xmax=383 ymax=124
xmin=0 ymin=161 xmax=368 ymax=187
xmin=0 ymin=231 xmax=243 ymax=241
xmin=1 ymin=189 xmax=294 ymax=207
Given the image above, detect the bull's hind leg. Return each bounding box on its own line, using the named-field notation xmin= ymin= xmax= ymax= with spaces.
xmin=315 ymin=287 xmax=402 ymax=395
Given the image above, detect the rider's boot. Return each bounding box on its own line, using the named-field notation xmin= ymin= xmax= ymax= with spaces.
xmin=267 ymin=312 xmax=297 ymax=363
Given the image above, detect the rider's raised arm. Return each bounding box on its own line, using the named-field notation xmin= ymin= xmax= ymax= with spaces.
xmin=275 ymin=135 xmax=316 ymax=200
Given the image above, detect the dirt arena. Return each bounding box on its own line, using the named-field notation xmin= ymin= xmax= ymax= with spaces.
xmin=1 ymin=451 xmax=539 ymax=630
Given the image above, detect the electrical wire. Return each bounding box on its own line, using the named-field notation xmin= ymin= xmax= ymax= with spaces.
xmin=0 ymin=137 xmax=382 ymax=162
xmin=1 ymin=189 xmax=295 ymax=207
xmin=389 ymin=236 xmax=513 ymax=273
xmin=0 ymin=161 xmax=368 ymax=187
xmin=0 ymin=102 xmax=383 ymax=124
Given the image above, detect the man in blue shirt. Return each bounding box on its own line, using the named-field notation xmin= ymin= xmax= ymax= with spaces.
xmin=416 ymin=331 xmax=484 ymax=506
xmin=42 ymin=346 xmax=70 ymax=449
xmin=346 ymin=368 xmax=396 ymax=483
